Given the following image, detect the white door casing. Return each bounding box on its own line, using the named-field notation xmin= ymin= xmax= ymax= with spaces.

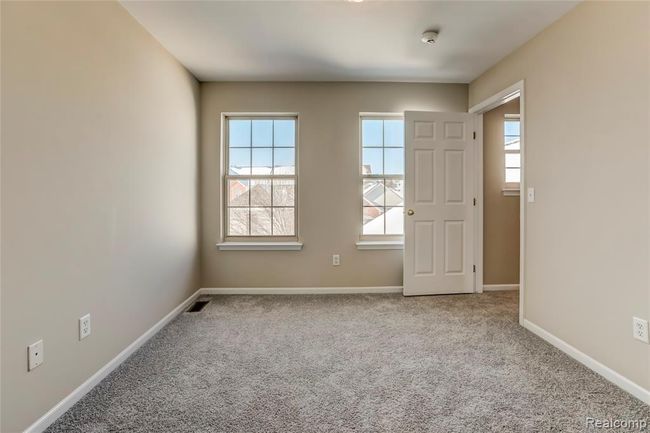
xmin=403 ymin=111 xmax=475 ymax=296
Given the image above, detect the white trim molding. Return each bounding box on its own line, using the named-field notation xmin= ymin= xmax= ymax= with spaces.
xmin=469 ymin=81 xmax=523 ymax=114
xmin=355 ymin=240 xmax=404 ymax=250
xmin=483 ymin=284 xmax=519 ymax=291
xmin=199 ymin=286 xmax=403 ymax=295
xmin=469 ymin=79 xmax=526 ymax=326
xmin=524 ymin=319 xmax=650 ymax=405
xmin=23 ymin=290 xmax=201 ymax=433
xmin=502 ymin=188 xmax=520 ymax=197
xmin=216 ymin=242 xmax=303 ymax=251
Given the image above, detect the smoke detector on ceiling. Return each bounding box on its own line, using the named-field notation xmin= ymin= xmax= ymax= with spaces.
xmin=421 ymin=30 xmax=439 ymax=45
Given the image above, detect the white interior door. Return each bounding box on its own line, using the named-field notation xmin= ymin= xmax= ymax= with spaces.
xmin=403 ymin=111 xmax=475 ymax=296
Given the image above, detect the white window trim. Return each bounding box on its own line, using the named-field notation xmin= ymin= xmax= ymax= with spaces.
xmin=221 ymin=113 xmax=300 ymax=245
xmin=502 ymin=188 xmax=521 ymax=197
xmin=217 ymin=241 xmax=303 ymax=251
xmin=355 ymin=240 xmax=404 ymax=250
xmin=359 ymin=113 xmax=405 ymax=241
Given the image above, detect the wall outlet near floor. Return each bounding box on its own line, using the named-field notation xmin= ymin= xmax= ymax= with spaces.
xmin=79 ymin=314 xmax=91 ymax=340
xmin=28 ymin=340 xmax=44 ymax=371
xmin=332 ymin=254 xmax=340 ymax=266
xmin=632 ymin=317 xmax=649 ymax=343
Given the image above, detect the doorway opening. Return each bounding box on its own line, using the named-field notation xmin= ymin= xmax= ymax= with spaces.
xmin=482 ymin=99 xmax=520 ymax=291
xmin=470 ymin=81 xmax=525 ymax=325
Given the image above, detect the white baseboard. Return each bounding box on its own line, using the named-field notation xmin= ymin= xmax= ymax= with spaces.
xmin=523 ymin=319 xmax=650 ymax=405
xmin=199 ymin=286 xmax=403 ymax=295
xmin=483 ymin=284 xmax=519 ymax=291
xmin=24 ymin=290 xmax=201 ymax=433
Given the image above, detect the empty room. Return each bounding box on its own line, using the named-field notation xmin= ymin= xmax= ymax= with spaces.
xmin=1 ymin=1 xmax=649 ymax=432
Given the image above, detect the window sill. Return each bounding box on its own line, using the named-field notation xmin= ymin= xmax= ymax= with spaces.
xmin=216 ymin=242 xmax=303 ymax=251
xmin=502 ymin=188 xmax=520 ymax=197
xmin=356 ymin=241 xmax=404 ymax=250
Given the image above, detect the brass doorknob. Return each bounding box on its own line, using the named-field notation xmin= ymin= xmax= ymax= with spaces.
xmin=407 ymin=209 xmax=415 ymax=216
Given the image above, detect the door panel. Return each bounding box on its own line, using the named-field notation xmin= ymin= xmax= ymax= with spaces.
xmin=415 ymin=150 xmax=435 ymax=203
xmin=444 ymin=220 xmax=464 ymax=274
xmin=444 ymin=150 xmax=465 ymax=203
xmin=414 ymin=221 xmax=435 ymax=275
xmin=404 ymin=111 xmax=475 ymax=296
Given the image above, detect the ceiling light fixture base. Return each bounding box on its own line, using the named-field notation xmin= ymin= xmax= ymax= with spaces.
xmin=421 ymin=30 xmax=439 ymax=45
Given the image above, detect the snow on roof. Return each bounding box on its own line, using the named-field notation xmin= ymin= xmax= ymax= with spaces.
xmin=363 ymin=206 xmax=403 ymax=235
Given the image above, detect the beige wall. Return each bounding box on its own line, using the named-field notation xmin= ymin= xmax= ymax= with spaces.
xmin=483 ymin=98 xmax=520 ymax=285
xmin=201 ymin=82 xmax=467 ymax=288
xmin=1 ymin=2 xmax=200 ymax=432
xmin=470 ymin=1 xmax=649 ymax=391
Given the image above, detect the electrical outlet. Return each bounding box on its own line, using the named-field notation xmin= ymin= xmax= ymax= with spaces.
xmin=28 ymin=340 xmax=44 ymax=371
xmin=332 ymin=254 xmax=340 ymax=266
xmin=79 ymin=314 xmax=91 ymax=340
xmin=633 ymin=317 xmax=649 ymax=343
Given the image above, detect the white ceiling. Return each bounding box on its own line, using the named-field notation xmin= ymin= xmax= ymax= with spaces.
xmin=121 ymin=1 xmax=579 ymax=83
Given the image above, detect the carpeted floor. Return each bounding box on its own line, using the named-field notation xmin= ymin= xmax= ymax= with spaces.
xmin=46 ymin=292 xmax=649 ymax=433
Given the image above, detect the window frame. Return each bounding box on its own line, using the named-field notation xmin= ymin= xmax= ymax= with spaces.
xmin=503 ymin=114 xmax=521 ymax=193
xmin=221 ymin=113 xmax=299 ymax=242
xmin=359 ymin=113 xmax=405 ymax=241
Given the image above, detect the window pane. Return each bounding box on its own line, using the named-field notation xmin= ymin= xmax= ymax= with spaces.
xmin=384 ymin=179 xmax=404 ymax=206
xmin=251 ymin=148 xmax=272 ymax=175
xmin=384 ymin=120 xmax=404 ymax=147
xmin=362 ymin=119 xmax=383 ymax=147
xmin=226 ymin=117 xmax=298 ymax=238
xmin=505 ymin=153 xmax=520 ymax=168
xmin=229 ymin=148 xmax=251 ymax=175
xmin=252 ymin=120 xmax=273 ymax=147
xmin=274 ymin=148 xmax=295 ymax=174
xmin=505 ymin=168 xmax=520 ymax=183
xmin=250 ymin=179 xmax=272 ymax=206
xmin=363 ymin=179 xmax=384 ymax=207
xmin=504 ymin=120 xmax=520 ymax=136
xmin=505 ymin=137 xmax=520 ymax=150
xmin=228 ymin=179 xmax=249 ymax=206
xmin=273 ymin=179 xmax=295 ymax=206
xmin=274 ymin=120 xmax=295 ymax=147
xmin=362 ymin=147 xmax=383 ymax=175
xmin=385 ymin=207 xmax=404 ymax=235
xmin=363 ymin=206 xmax=385 ymax=235
xmin=273 ymin=208 xmax=295 ymax=236
xmin=229 ymin=120 xmax=251 ymax=147
xmin=384 ymin=148 xmax=404 ymax=175
xmin=250 ymin=207 xmax=272 ymax=236
xmin=228 ymin=208 xmax=249 ymax=236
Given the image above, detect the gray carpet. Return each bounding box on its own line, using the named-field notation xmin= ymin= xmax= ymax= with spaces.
xmin=46 ymin=292 xmax=649 ymax=433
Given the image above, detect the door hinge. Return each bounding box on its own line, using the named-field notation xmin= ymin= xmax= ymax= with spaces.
xmin=473 ymin=265 xmax=476 ymax=273
xmin=473 ymin=131 xmax=476 ymax=140
xmin=473 ymin=198 xmax=477 ymax=206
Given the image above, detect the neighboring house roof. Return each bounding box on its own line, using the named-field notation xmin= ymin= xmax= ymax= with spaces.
xmin=363 ymin=206 xmax=403 ymax=234
xmin=362 ymin=181 xmax=403 ymax=207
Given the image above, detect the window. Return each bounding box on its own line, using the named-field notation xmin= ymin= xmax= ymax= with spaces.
xmin=224 ymin=116 xmax=297 ymax=238
xmin=504 ymin=114 xmax=521 ymax=189
xmin=360 ymin=115 xmax=404 ymax=236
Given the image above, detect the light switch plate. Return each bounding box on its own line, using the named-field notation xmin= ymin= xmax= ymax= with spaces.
xmin=332 ymin=254 xmax=340 ymax=266
xmin=527 ymin=187 xmax=535 ymax=203
xmin=79 ymin=314 xmax=91 ymax=340
xmin=28 ymin=340 xmax=44 ymax=371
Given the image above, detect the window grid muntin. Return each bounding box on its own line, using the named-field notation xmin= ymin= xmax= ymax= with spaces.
xmin=224 ymin=116 xmax=297 ymax=238
xmin=361 ymin=116 xmax=404 ymax=236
